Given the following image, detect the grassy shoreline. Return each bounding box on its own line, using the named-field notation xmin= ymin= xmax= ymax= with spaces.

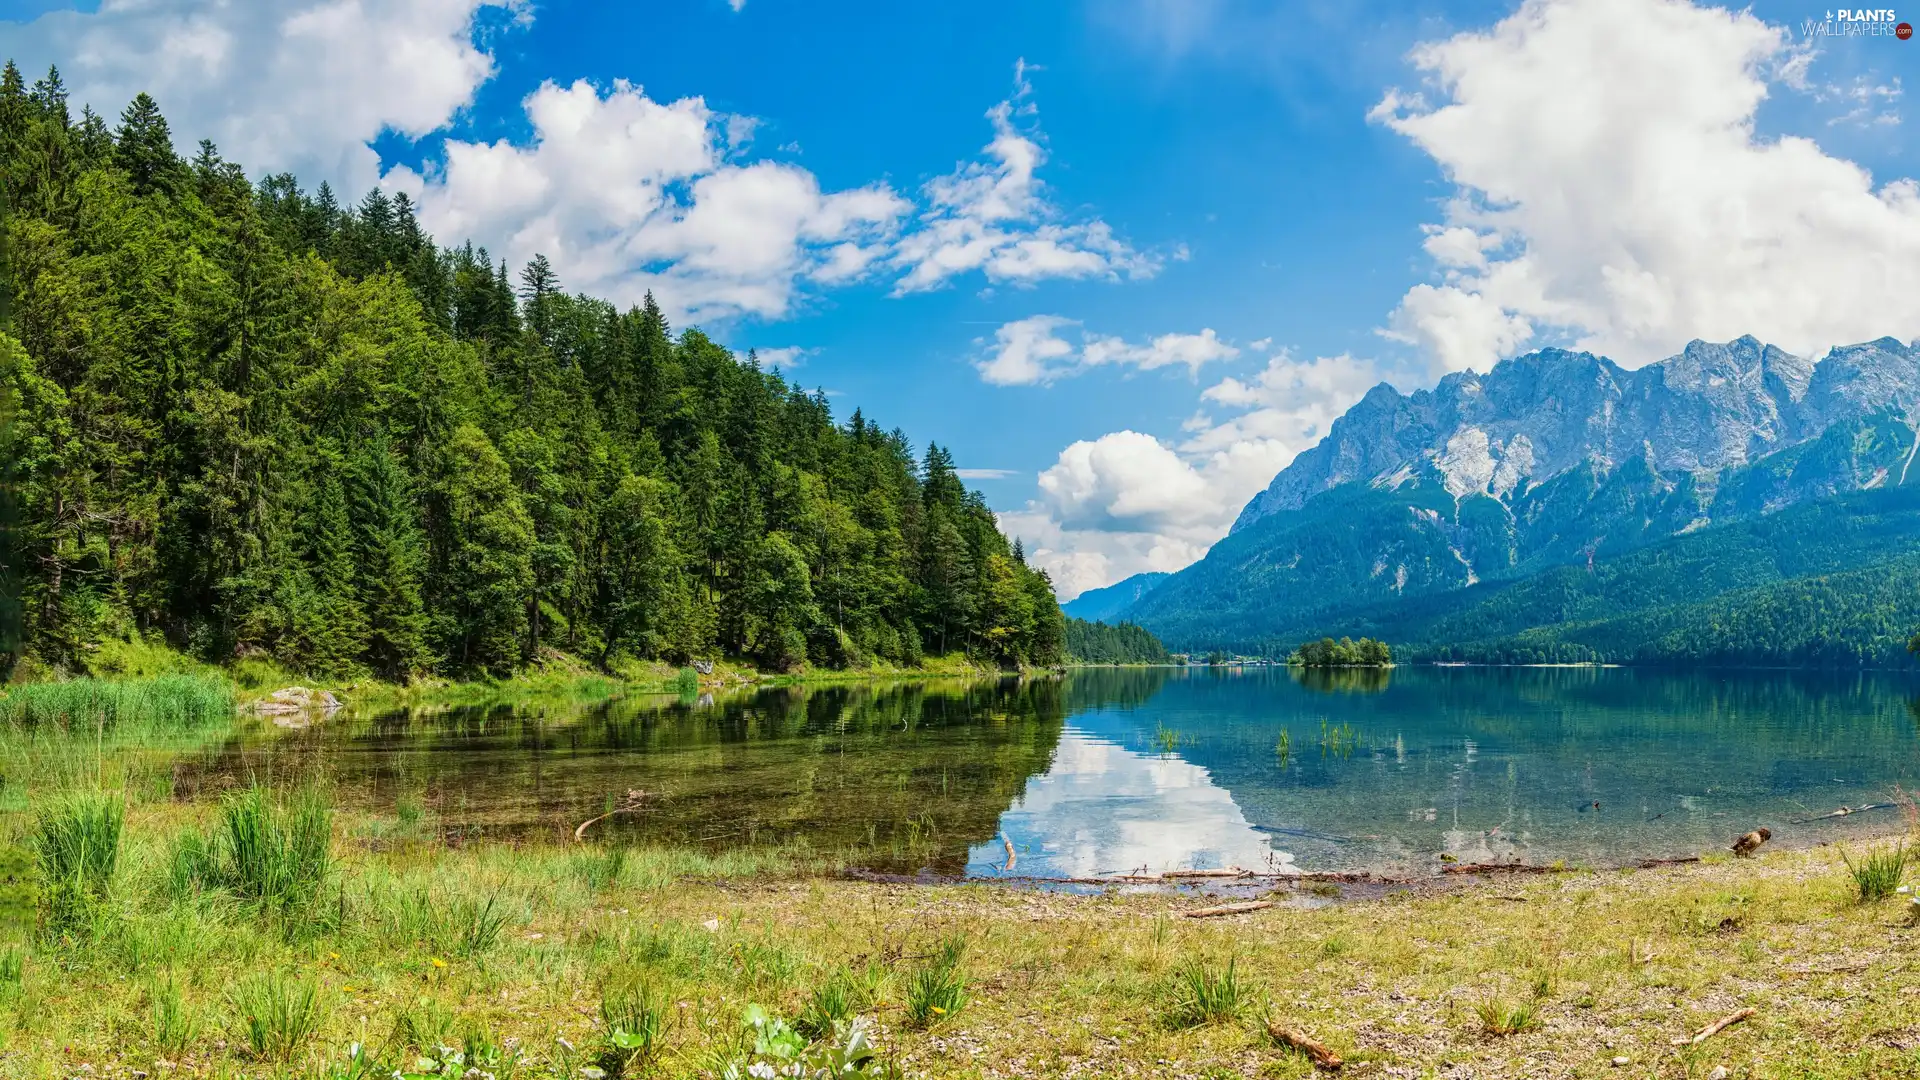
xmin=4 ymin=790 xmax=1918 ymax=1079
xmin=1 ymin=644 xmax=1026 ymax=716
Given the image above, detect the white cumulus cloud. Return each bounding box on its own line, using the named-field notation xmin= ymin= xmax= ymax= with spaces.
xmin=977 ymin=317 xmax=1240 ymax=387
xmin=1006 ymin=350 xmax=1383 ymax=599
xmin=892 ymin=60 xmax=1158 ymax=294
xmin=384 ymin=77 xmax=909 ymax=324
xmin=1373 ymin=0 xmax=1920 ymax=374
xmin=3 ymin=0 xmax=518 ymax=195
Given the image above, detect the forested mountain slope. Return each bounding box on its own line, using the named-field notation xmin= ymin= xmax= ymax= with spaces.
xmin=1129 ymin=336 xmax=1920 ymax=666
xmin=0 ymin=64 xmax=1064 ymax=679
xmin=1060 ymin=572 xmax=1167 ymax=623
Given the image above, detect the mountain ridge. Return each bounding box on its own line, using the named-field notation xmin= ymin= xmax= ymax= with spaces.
xmin=1129 ymin=336 xmax=1920 ymax=665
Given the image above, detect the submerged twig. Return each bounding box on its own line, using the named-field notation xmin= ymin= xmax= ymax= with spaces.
xmin=573 ymin=789 xmax=654 ymax=843
xmin=1789 ymin=803 xmax=1896 ymax=825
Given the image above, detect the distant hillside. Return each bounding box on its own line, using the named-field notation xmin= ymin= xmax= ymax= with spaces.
xmin=1062 ymin=572 xmax=1169 ymax=623
xmin=1130 ymin=337 xmax=1920 ymax=667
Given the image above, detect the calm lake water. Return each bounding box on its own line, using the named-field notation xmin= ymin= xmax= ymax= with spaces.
xmin=189 ymin=666 xmax=1920 ymax=878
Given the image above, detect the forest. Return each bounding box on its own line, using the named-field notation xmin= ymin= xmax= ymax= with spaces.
xmin=0 ymin=64 xmax=1066 ymax=680
xmin=1062 ymin=618 xmax=1169 ymax=665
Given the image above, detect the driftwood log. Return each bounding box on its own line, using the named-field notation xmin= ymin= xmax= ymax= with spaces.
xmin=1267 ymin=1021 xmax=1343 ymax=1070
xmin=1670 ymin=1007 xmax=1756 ymax=1046
xmin=1182 ymin=900 xmax=1276 ymax=919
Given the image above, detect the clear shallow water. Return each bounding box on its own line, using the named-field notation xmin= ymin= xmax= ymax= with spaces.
xmin=187 ymin=666 xmax=1920 ymax=877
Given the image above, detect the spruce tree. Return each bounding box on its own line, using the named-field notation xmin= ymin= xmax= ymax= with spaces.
xmin=349 ymin=439 xmax=432 ymax=677
xmin=114 ymin=92 xmax=180 ymax=196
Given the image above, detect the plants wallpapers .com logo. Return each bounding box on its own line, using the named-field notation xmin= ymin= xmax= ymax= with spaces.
xmin=1800 ymin=9 xmax=1913 ymax=37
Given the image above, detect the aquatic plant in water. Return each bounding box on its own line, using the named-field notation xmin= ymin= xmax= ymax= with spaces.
xmin=0 ymin=674 xmax=232 ymax=731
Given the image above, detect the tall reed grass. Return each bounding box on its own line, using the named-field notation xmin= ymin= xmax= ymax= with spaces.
xmin=34 ymin=791 xmax=124 ymax=930
xmin=0 ymin=674 xmax=233 ymax=730
xmin=173 ymin=785 xmax=333 ymax=916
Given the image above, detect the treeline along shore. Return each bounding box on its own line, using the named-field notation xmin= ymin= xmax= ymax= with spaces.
xmin=0 ymin=63 xmax=1074 ymax=684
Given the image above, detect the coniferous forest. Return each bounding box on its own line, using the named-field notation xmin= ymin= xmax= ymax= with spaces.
xmin=0 ymin=65 xmax=1069 ymax=679
xmin=1061 ymin=619 xmax=1170 ymax=665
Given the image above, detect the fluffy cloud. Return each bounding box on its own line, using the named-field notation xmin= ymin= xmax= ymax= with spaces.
xmin=754 ymin=346 xmax=814 ymax=371
xmin=977 ymin=316 xmax=1240 ymax=386
xmin=892 ymin=61 xmax=1158 ymax=294
xmin=381 ymin=62 xmax=1149 ymax=325
xmin=5 ymin=0 xmax=517 ymax=195
xmin=384 ymin=78 xmax=908 ymax=323
xmin=1374 ymin=0 xmax=1920 ymax=374
xmin=1005 ymin=351 xmax=1382 ymax=599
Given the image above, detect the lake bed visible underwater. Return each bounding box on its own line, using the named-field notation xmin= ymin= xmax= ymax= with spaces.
xmin=182 ymin=666 xmax=1920 ymax=878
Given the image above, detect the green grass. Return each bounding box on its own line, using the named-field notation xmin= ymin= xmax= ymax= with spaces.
xmin=5 ymin=791 xmax=1920 ymax=1077
xmin=151 ymin=973 xmax=199 ymax=1056
xmin=212 ymin=785 xmax=334 ymax=913
xmin=1841 ymin=842 xmax=1909 ymax=902
xmin=1473 ymin=995 xmax=1543 ymax=1037
xmin=33 ymin=791 xmax=124 ymax=931
xmin=0 ymin=674 xmax=233 ymax=730
xmin=228 ymin=970 xmax=324 ymax=1062
xmin=1169 ymin=956 xmax=1250 ymax=1028
xmin=598 ymin=982 xmax=668 ymax=1075
xmin=904 ymin=934 xmax=969 ymax=1030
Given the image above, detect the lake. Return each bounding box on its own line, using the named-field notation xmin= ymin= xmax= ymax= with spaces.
xmin=186 ymin=666 xmax=1920 ymax=879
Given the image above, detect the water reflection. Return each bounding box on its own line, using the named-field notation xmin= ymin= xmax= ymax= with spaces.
xmin=1288 ymin=666 xmax=1393 ymax=695
xmin=965 ymin=728 xmax=1278 ymax=878
xmin=179 ymin=665 xmax=1920 ymax=878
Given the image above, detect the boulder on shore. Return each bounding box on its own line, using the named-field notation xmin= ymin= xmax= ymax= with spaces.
xmin=249 ymin=686 xmax=343 ymax=716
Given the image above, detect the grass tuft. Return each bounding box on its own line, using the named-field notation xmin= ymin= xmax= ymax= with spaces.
xmin=797 ymin=969 xmax=858 ymax=1039
xmin=33 ymin=791 xmax=123 ymax=931
xmin=598 ymin=983 xmax=667 ymax=1076
xmin=904 ymin=935 xmax=968 ymax=1030
xmin=1841 ymin=843 xmax=1909 ymax=903
xmin=229 ymin=970 xmax=323 ymax=1062
xmin=1168 ymin=955 xmax=1249 ymax=1028
xmin=1474 ymin=995 xmax=1542 ymax=1038
xmin=152 ymin=973 xmax=198 ymax=1056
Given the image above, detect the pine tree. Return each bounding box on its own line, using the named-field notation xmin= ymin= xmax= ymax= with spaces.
xmin=439 ymin=424 xmax=535 ymax=673
xmin=114 ymin=92 xmax=180 ymax=196
xmin=519 ymin=254 xmax=559 ymax=345
xmin=349 ymin=439 xmax=432 ymax=677
xmin=0 ymin=62 xmax=26 ymax=152
xmin=30 ymin=65 xmax=68 ymax=129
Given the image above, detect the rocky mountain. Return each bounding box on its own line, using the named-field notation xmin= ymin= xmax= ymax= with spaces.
xmin=1128 ymin=336 xmax=1920 ymax=664
xmin=1061 ymin=572 xmax=1169 ymax=623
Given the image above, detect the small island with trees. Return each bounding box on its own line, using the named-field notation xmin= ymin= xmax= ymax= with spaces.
xmin=1289 ymin=636 xmax=1393 ymax=668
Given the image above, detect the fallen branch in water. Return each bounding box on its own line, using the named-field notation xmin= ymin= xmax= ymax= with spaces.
xmin=1001 ymin=832 xmax=1016 ymax=873
xmin=1267 ymin=1020 xmax=1343 ymax=1070
xmin=1182 ymin=901 xmax=1275 ymax=919
xmin=1789 ymin=803 xmax=1895 ymax=825
xmin=1671 ymin=1007 xmax=1755 ymax=1046
xmin=1441 ymin=862 xmax=1567 ymax=876
xmin=1163 ymin=867 xmax=1252 ymax=879
xmin=573 ymin=790 xmax=654 ymax=843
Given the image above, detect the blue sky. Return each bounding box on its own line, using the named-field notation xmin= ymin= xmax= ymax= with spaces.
xmin=4 ymin=0 xmax=1918 ymax=596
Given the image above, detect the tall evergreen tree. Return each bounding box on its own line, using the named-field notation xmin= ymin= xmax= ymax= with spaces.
xmin=113 ymin=92 xmax=180 ymax=196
